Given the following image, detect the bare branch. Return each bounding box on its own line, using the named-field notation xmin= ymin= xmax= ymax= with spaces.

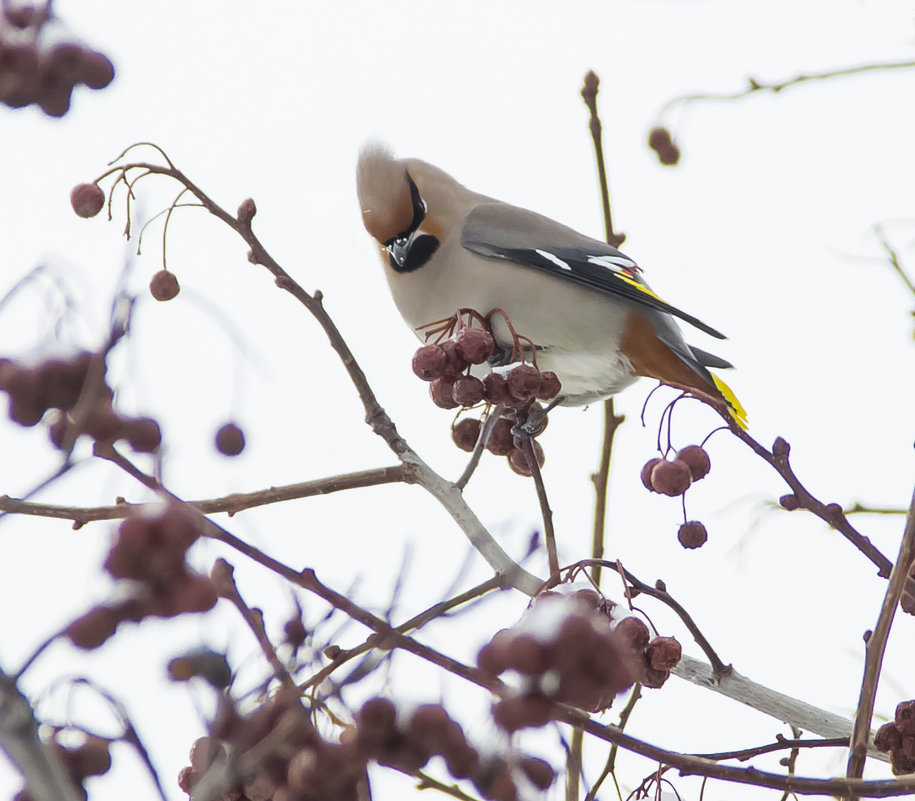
xmin=0 ymin=466 xmax=408 ymax=525
xmin=847 ymin=485 xmax=915 ymax=779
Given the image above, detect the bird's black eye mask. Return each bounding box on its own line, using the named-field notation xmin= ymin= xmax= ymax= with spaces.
xmin=385 ymin=172 xmax=440 ymax=273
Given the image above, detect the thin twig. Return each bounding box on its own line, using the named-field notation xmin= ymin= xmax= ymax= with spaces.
xmin=581 ymin=71 xmax=624 ymax=247
xmin=580 ymin=72 xmax=627 ymax=589
xmin=729 ymin=429 xmax=892 ymax=577
xmin=585 ymin=684 xmax=642 ymax=801
xmin=521 ymin=438 xmax=558 ymax=579
xmin=875 ymin=226 xmax=915 ymax=299
xmin=455 ymin=405 xmax=504 ymax=490
xmin=566 ymin=728 xmax=584 ymax=801
xmin=845 ymin=502 xmax=907 ymax=516
xmin=589 ymin=400 xmax=625 ymax=588
xmin=299 ymin=576 xmax=501 ymax=692
xmin=0 ymin=466 xmax=408 ymax=525
xmin=661 ymin=60 xmax=915 ymax=114
xmin=694 ymin=734 xmax=846 ymax=763
xmin=556 ymin=707 xmax=913 ymax=797
xmin=211 ymin=558 xmax=297 ymax=690
xmin=846 ymin=484 xmax=915 ymax=780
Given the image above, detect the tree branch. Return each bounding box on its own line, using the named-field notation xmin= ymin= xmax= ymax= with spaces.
xmin=846 ymin=484 xmax=915 ymax=779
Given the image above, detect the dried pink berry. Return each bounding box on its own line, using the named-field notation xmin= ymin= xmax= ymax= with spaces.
xmin=455 ymin=328 xmax=494 ymax=364
xmin=677 ymin=521 xmax=708 ymax=549
xmin=506 ymin=364 xmax=541 ymax=404
xmin=482 ymin=372 xmax=511 ymax=404
xmin=70 ymin=183 xmax=105 ymax=218
xmin=537 ymin=370 xmax=561 ymax=400
xmin=412 ymin=344 xmax=447 ymax=381
xmin=149 ymin=269 xmax=180 ymax=301
xmin=486 ymin=416 xmax=515 ymax=456
xmin=452 ymin=417 xmax=482 ymax=452
xmin=429 ymin=377 xmax=459 ymax=409
xmin=508 ymin=441 xmax=544 ymax=477
xmin=640 ymin=457 xmax=663 ymax=491
xmin=650 ymin=459 xmax=692 ymax=496
xmin=451 ymin=375 xmax=485 ymax=407
xmin=677 ymin=445 xmax=710 ymax=481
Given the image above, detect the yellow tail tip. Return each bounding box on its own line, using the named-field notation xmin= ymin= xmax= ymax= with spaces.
xmin=712 ymin=374 xmax=748 ymax=430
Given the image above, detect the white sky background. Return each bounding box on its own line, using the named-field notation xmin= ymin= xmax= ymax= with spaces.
xmin=1 ymin=1 xmax=915 ymax=800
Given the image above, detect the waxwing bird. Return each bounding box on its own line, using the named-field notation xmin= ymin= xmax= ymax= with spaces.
xmin=356 ymin=145 xmax=745 ymax=427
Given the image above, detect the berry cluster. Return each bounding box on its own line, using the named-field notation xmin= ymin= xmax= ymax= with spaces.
xmin=0 ymin=352 xmax=162 ymax=453
xmin=178 ymin=692 xmax=553 ymax=801
xmin=0 ymin=352 xmax=162 ymax=451
xmin=0 ymin=4 xmax=114 ymax=116
xmin=641 ymin=445 xmax=712 ymax=549
xmin=874 ymin=699 xmax=915 ymax=775
xmin=14 ymin=734 xmax=111 ymax=801
xmin=355 ymin=698 xmax=479 ymax=780
xmin=412 ymin=316 xmax=560 ymax=475
xmin=412 ymin=328 xmax=560 ymax=412
xmin=478 ymin=590 xmax=637 ymax=729
xmin=452 ymin=410 xmax=546 ymax=477
xmin=647 ymin=126 xmax=681 ymax=166
xmin=65 ymin=505 xmax=217 ymax=649
xmin=478 ymin=588 xmax=683 ymax=730
xmin=613 ymin=615 xmax=682 ymax=689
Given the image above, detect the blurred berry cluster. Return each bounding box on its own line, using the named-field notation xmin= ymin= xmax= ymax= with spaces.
xmin=178 ymin=691 xmax=554 ymax=801
xmin=14 ymin=734 xmax=112 ymax=801
xmin=411 ymin=317 xmax=560 ymax=475
xmin=65 ymin=505 xmax=217 ymax=649
xmin=875 ymin=699 xmax=915 ymax=774
xmin=477 ymin=587 xmax=681 ymax=731
xmin=0 ymin=352 xmax=162 ymax=451
xmin=0 ymin=2 xmax=114 ymax=116
xmin=641 ymin=444 xmax=713 ymax=548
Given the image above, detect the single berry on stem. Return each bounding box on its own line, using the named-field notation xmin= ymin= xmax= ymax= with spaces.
xmin=486 ymin=416 xmax=515 ymax=455
xmin=451 ymin=417 xmax=482 ymax=452
xmin=650 ymin=459 xmax=692 ymax=496
xmin=412 ymin=344 xmax=447 ymax=381
xmin=506 ymin=364 xmax=541 ymax=403
xmin=641 ymin=457 xmax=663 ymax=491
xmin=70 ymin=183 xmax=105 ymax=218
xmin=455 ymin=327 xmax=494 ymax=364
xmin=482 ymin=372 xmax=510 ymax=404
xmin=451 ymin=375 xmax=485 ymax=407
xmin=149 ymin=269 xmax=180 ymax=301
xmin=678 ymin=520 xmax=708 ymax=549
xmin=429 ymin=377 xmax=459 ymax=409
xmin=508 ymin=440 xmax=544 ymax=477
xmin=677 ymin=445 xmax=710 ymax=481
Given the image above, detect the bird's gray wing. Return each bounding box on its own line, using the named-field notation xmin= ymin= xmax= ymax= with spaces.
xmin=461 ymin=202 xmax=726 ymax=340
